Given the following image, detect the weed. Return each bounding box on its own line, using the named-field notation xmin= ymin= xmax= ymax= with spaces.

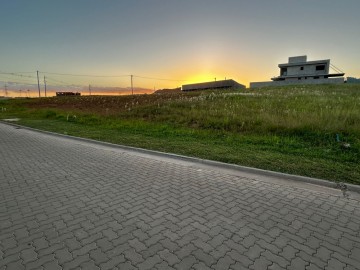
xmin=1 ymin=84 xmax=359 ymax=183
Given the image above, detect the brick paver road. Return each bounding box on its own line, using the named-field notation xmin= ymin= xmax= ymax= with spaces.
xmin=1 ymin=122 xmax=360 ymax=270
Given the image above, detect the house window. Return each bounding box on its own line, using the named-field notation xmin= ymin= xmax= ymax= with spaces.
xmin=316 ymin=65 xmax=325 ymax=71
xmin=298 ymin=78 xmax=301 ymax=80
xmin=280 ymin=68 xmax=287 ymax=76
xmin=300 ymin=67 xmax=304 ymax=70
xmin=314 ymin=76 xmax=319 ymax=79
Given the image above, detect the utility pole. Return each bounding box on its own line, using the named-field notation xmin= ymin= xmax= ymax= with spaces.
xmin=4 ymin=83 xmax=7 ymax=97
xmin=89 ymin=84 xmax=91 ymax=96
xmin=131 ymin=75 xmax=134 ymax=95
xmin=37 ymin=71 xmax=41 ymax=97
xmin=19 ymin=89 xmax=22 ymax=97
xmin=44 ymin=76 xmax=47 ymax=97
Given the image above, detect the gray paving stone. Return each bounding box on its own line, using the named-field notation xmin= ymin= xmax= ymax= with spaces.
xmin=138 ymin=254 xmax=162 ymax=270
xmin=79 ymin=260 xmax=100 ymax=270
xmin=54 ymin=248 xmax=73 ymax=264
xmin=99 ymin=255 xmax=125 ymax=270
xmin=249 ymin=255 xmax=272 ymax=270
xmin=89 ymin=248 xmax=109 ymax=264
xmin=129 ymin=238 xmax=147 ymax=252
xmin=326 ymin=258 xmax=346 ymax=270
xmin=159 ymin=249 xmax=180 ymax=266
xmin=230 ymin=262 xmax=250 ymax=270
xmin=124 ymin=248 xmax=144 ymax=264
xmin=1 ymin=122 xmax=360 ymax=270
xmin=213 ymin=255 xmax=235 ymax=270
xmin=174 ymin=254 xmax=197 ymax=270
xmin=245 ymin=244 xmax=264 ymax=260
xmin=42 ymin=260 xmax=62 ymax=270
xmin=20 ymin=248 xmax=37 ymax=263
xmin=63 ymin=254 xmax=91 ymax=270
xmin=192 ymin=261 xmax=212 ymax=270
xmin=155 ymin=261 xmax=176 ymax=270
xmin=288 ymin=257 xmax=309 ymax=270
xmin=192 ymin=249 xmax=215 ymax=267
xmin=5 ymin=261 xmax=25 ymax=270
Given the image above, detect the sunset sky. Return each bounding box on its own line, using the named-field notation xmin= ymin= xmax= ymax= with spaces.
xmin=1 ymin=0 xmax=359 ymax=96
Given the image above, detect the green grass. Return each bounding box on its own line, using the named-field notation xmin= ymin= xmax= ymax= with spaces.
xmin=1 ymin=84 xmax=359 ymax=184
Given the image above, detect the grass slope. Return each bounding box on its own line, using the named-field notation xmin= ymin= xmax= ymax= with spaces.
xmin=1 ymin=84 xmax=359 ymax=184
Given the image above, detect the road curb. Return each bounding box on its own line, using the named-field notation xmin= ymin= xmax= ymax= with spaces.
xmin=2 ymin=120 xmax=360 ymax=194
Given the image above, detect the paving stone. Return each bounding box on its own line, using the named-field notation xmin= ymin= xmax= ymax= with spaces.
xmin=63 ymin=254 xmax=91 ymax=270
xmin=174 ymin=255 xmax=197 ymax=270
xmin=79 ymin=260 xmax=100 ymax=270
xmin=230 ymin=262 xmax=250 ymax=270
xmin=25 ymin=254 xmax=55 ymax=270
xmin=280 ymin=245 xmax=298 ymax=260
xmin=314 ymin=246 xmax=332 ymax=262
xmin=129 ymin=238 xmax=147 ymax=252
xmin=99 ymin=255 xmax=125 ymax=270
xmin=5 ymin=260 xmax=25 ymax=270
xmin=288 ymin=257 xmax=309 ymax=270
xmin=245 ymin=244 xmax=264 ymax=260
xmin=1 ymin=123 xmax=360 ymax=270
xmin=213 ymin=255 xmax=235 ymax=270
xmin=192 ymin=249 xmax=215 ymax=267
xmin=267 ymin=262 xmax=284 ymax=270
xmin=192 ymin=239 xmax=213 ymax=253
xmin=124 ymin=248 xmax=144 ymax=264
xmin=155 ymin=261 xmax=176 ymax=270
xmin=159 ymin=249 xmax=180 ymax=266
xmin=140 ymin=243 xmax=164 ymax=259
xmin=89 ymin=247 xmax=109 ymax=264
xmin=55 ymin=248 xmax=73 ymax=264
xmin=175 ymin=244 xmax=197 ymax=259
xmin=249 ymin=256 xmax=272 ymax=270
xmin=160 ymin=238 xmax=180 ymax=252
xmin=42 ymin=260 xmax=62 ymax=270
xmin=306 ymin=263 xmax=323 ymax=270
xmin=72 ymin=242 xmax=97 ymax=257
xmin=326 ymin=257 xmax=347 ymax=270
xmin=262 ymin=250 xmax=289 ymax=268
xmin=20 ymin=248 xmax=38 ymax=263
xmin=138 ymin=254 xmax=162 ymax=270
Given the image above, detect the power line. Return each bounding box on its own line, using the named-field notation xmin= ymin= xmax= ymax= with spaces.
xmin=0 ymin=72 xmax=35 ymax=78
xmin=45 ymin=77 xmax=73 ymax=85
xmin=41 ymin=72 xmax=130 ymax=78
xmin=133 ymin=75 xmax=188 ymax=82
xmin=0 ymin=76 xmax=36 ymax=84
xmin=0 ymin=81 xmax=38 ymax=87
xmin=45 ymin=77 xmax=85 ymax=88
xmin=1 ymin=70 xmax=189 ymax=82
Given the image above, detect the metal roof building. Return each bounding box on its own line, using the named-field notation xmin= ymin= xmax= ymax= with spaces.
xmin=182 ymin=79 xmax=245 ymax=91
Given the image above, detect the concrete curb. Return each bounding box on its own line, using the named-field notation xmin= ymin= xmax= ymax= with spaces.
xmin=2 ymin=120 xmax=360 ymax=194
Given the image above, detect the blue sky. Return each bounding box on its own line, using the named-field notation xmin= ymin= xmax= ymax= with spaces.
xmin=1 ymin=0 xmax=359 ymax=96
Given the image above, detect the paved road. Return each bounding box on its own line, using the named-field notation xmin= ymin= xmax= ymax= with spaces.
xmin=1 ymin=122 xmax=360 ymax=270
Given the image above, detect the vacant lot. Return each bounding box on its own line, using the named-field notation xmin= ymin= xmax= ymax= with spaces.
xmin=1 ymin=84 xmax=359 ymax=184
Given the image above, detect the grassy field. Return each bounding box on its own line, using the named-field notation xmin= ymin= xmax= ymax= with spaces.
xmin=1 ymin=84 xmax=359 ymax=184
